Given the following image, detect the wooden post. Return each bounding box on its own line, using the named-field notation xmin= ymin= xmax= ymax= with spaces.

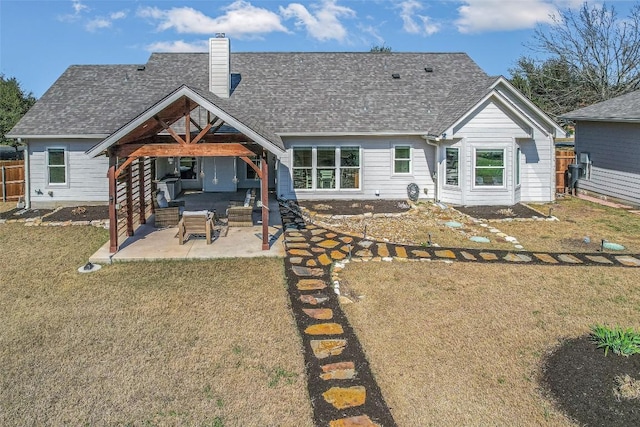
xmin=261 ymin=152 xmax=269 ymax=250
xmin=108 ymin=158 xmax=118 ymax=253
xmin=126 ymin=165 xmax=134 ymax=236
xmin=138 ymin=159 xmax=146 ymax=224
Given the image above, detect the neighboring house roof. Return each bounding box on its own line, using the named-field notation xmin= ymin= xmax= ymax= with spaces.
xmin=562 ymin=90 xmax=640 ymax=122
xmin=8 ymin=51 xmax=562 ymax=143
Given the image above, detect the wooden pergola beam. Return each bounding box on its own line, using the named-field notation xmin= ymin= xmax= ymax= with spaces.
xmin=240 ymin=156 xmax=262 ymax=180
xmin=128 ymin=143 xmax=259 ymax=158
xmin=113 ymin=133 xmax=253 ymax=157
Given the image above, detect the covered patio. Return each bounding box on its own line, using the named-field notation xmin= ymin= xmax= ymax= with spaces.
xmin=89 ymin=191 xmax=285 ymax=263
xmin=85 ymin=85 xmax=286 ymax=259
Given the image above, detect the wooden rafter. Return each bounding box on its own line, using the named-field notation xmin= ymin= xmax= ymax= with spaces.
xmin=126 ymin=143 xmax=258 ymax=159
xmin=191 ymin=117 xmax=223 ymax=145
xmin=154 ymin=115 xmax=186 ymax=145
xmin=240 ymin=156 xmax=262 ymax=180
xmin=184 ymin=99 xmax=191 ymax=144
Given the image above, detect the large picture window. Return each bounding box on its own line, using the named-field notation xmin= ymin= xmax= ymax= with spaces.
xmin=445 ymin=147 xmax=459 ymax=186
xmin=292 ymin=146 xmax=360 ymax=190
xmin=179 ymin=157 xmax=197 ymax=180
xmin=475 ymin=149 xmax=504 ymax=186
xmin=47 ymin=148 xmax=66 ymax=185
xmin=393 ymin=146 xmax=411 ymax=174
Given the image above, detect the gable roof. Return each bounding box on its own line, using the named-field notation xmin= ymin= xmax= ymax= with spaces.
xmin=562 ymin=90 xmax=640 ymax=122
xmin=8 ymin=51 xmax=553 ymax=142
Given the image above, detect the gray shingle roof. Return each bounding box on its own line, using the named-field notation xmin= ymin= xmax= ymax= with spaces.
xmin=9 ymin=51 xmax=498 ymax=139
xmin=562 ymin=90 xmax=640 ymax=121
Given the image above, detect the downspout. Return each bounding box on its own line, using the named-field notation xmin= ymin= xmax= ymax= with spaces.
xmin=422 ymin=135 xmax=440 ymax=202
xmin=18 ymin=138 xmax=30 ymax=209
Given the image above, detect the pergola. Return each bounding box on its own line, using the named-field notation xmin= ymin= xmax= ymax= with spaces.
xmin=86 ymin=85 xmax=284 ymax=254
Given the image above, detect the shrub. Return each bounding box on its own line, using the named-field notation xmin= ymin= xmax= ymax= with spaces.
xmin=590 ymin=325 xmax=640 ymax=357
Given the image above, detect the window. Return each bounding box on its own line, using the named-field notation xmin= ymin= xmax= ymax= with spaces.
xmin=293 ymin=147 xmax=313 ymax=189
xmin=475 ymin=149 xmax=504 ymax=186
xmin=445 ymin=147 xmax=459 ymax=186
xmin=292 ymin=146 xmax=361 ymax=190
xmin=246 ymin=156 xmax=261 ymax=180
xmin=316 ymin=147 xmax=336 ymax=189
xmin=515 ymin=147 xmax=521 ymax=186
xmin=47 ymin=148 xmax=66 ymax=185
xmin=179 ymin=157 xmax=197 ymax=180
xmin=340 ymin=147 xmax=360 ymax=189
xmin=394 ymin=146 xmax=411 ymax=174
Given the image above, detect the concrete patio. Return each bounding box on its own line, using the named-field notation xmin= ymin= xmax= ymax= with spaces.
xmin=90 ymin=191 xmax=285 ymax=263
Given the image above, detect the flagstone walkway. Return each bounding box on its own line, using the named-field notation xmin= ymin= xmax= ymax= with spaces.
xmin=278 ymin=200 xmax=640 ymax=427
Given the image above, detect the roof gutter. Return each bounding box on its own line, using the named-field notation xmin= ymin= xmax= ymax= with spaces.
xmin=5 ymin=134 xmax=110 ymax=140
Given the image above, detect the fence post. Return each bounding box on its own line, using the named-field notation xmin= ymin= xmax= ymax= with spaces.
xmin=2 ymin=165 xmax=6 ymax=202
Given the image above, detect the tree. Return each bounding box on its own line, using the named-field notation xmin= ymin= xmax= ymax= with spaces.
xmin=511 ymin=2 xmax=640 ymax=116
xmin=0 ymin=75 xmax=36 ymax=146
xmin=370 ymin=45 xmax=392 ymax=53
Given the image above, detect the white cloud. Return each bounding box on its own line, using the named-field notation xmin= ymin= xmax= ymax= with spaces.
xmin=72 ymin=0 xmax=88 ymax=15
xmin=280 ymin=0 xmax=356 ymax=42
xmin=358 ymin=23 xmax=385 ymax=45
xmin=396 ymin=0 xmax=440 ymax=36
xmin=144 ymin=40 xmax=209 ymax=53
xmin=58 ymin=0 xmax=88 ymax=22
xmin=110 ymin=11 xmax=127 ymax=20
xmin=455 ymin=0 xmax=561 ymax=33
xmin=137 ymin=1 xmax=288 ymax=38
xmin=84 ymin=9 xmax=127 ymax=32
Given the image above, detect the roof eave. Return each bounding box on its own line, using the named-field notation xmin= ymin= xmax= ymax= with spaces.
xmin=6 ymin=133 xmax=110 ymax=140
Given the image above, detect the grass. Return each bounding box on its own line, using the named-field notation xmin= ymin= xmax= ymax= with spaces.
xmin=0 ymin=223 xmax=313 ymax=426
xmin=340 ymin=261 xmax=640 ymax=426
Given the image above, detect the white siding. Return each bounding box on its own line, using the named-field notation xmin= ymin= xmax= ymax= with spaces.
xmin=575 ymin=121 xmax=640 ymax=205
xmin=277 ymin=136 xmax=435 ymax=200
xmin=28 ymin=139 xmax=109 ymax=208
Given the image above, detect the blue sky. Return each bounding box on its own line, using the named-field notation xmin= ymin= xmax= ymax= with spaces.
xmin=0 ymin=0 xmax=635 ymax=98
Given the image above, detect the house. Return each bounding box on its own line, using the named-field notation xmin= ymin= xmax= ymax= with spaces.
xmin=8 ymin=37 xmax=564 ymax=251
xmin=562 ymin=90 xmax=640 ymax=206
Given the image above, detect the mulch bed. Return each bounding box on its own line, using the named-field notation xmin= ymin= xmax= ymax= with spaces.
xmin=0 ymin=207 xmax=54 ymax=220
xmin=41 ymin=205 xmax=109 ymax=222
xmin=453 ymin=203 xmax=548 ymax=220
xmin=541 ymin=335 xmax=640 ymax=426
xmin=298 ymin=199 xmax=410 ymax=216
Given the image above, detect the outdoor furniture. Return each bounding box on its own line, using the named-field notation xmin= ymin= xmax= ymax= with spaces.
xmin=178 ymin=210 xmax=214 ymax=244
xmin=152 ymin=190 xmax=184 ymax=227
xmin=227 ymin=189 xmax=256 ymax=227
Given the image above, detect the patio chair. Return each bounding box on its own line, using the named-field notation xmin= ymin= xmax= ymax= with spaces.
xmin=152 ymin=190 xmax=183 ymax=227
xmin=178 ymin=210 xmax=214 ymax=245
xmin=226 ymin=189 xmax=256 ymax=227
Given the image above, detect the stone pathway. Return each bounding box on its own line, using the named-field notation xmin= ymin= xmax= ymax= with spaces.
xmin=278 ymin=201 xmax=640 ymax=427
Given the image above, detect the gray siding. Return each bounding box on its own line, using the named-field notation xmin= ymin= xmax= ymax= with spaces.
xmin=575 ymin=121 xmax=640 ymax=205
xmin=277 ymin=136 xmax=435 ymax=200
xmin=28 ymin=139 xmax=109 ymax=208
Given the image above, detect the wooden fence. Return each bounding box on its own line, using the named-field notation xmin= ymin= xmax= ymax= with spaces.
xmin=556 ymin=148 xmax=575 ymax=194
xmin=0 ymin=160 xmax=25 ymax=202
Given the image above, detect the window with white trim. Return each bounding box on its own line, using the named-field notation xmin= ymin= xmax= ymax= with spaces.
xmin=47 ymin=148 xmax=67 ymax=185
xmin=474 ymin=149 xmax=504 ymax=186
xmin=246 ymin=156 xmax=261 ymax=180
xmin=445 ymin=147 xmax=459 ymax=186
xmin=292 ymin=146 xmax=361 ymax=190
xmin=394 ymin=146 xmax=411 ymax=174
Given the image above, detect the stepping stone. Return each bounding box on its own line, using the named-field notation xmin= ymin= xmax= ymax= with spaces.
xmin=310 ymin=339 xmax=347 ymax=358
xmin=394 ymin=246 xmax=408 ymax=258
xmin=470 ymin=236 xmax=490 ymax=243
xmin=286 ymin=237 xmax=307 ymax=242
xmin=558 ymin=254 xmax=582 ymax=264
xmin=445 ymin=221 xmax=463 ymax=228
xmin=325 ymin=232 xmax=337 ymax=238
xmin=300 ymin=294 xmax=329 ymax=305
xmin=312 ymin=247 xmax=327 ymax=253
xmin=292 ymin=265 xmax=324 ymax=277
xmin=341 ymin=245 xmax=352 ymax=253
xmin=533 ymin=253 xmax=558 ymax=264
xmin=310 ymin=236 xmax=324 ymax=242
xmin=496 ymin=232 xmax=507 ymax=238
xmin=289 ymin=249 xmax=313 ymax=257
xmin=329 ymin=415 xmax=378 ymax=427
xmin=479 ymin=252 xmax=498 ymax=261
xmin=603 ymin=241 xmax=625 ymax=251
xmin=514 ymin=245 xmax=524 ymax=250
xmin=289 ymin=257 xmax=303 ymax=264
xmin=311 ymin=228 xmax=326 ymax=235
xmin=303 ymin=308 xmax=334 ymax=320
xmin=358 ymin=240 xmax=374 ymax=248
xmin=340 ymin=236 xmax=354 ymax=243
xmin=287 ymin=242 xmax=310 ymax=249
xmin=585 ymin=255 xmax=613 ymax=264
xmin=305 ymin=323 xmax=344 ymax=335
xmin=504 ymin=253 xmax=531 ymax=262
xmin=460 ymin=251 xmax=477 ymax=261
xmin=306 ymin=224 xmax=318 ymax=230
xmin=355 ymin=249 xmax=373 ymax=258
xmin=318 ymin=253 xmax=333 ymax=266
xmin=411 ymin=250 xmax=431 ymax=258
xmin=504 ymin=236 xmax=518 ymax=243
xmin=296 ymin=279 xmax=327 ymax=291
xmin=615 ymin=256 xmax=640 ymax=267
xmin=306 ymin=259 xmax=318 ymax=267
xmin=330 ymin=250 xmax=347 ymax=260
xmin=288 ymin=232 xmax=303 ymax=237
xmin=376 ymin=243 xmax=390 ymax=257
xmin=318 ymin=239 xmax=341 ymax=249
xmin=322 ymin=386 xmax=366 ymax=409
xmin=435 ymin=250 xmax=456 ymax=259
xmin=320 ymin=361 xmax=356 ymax=380
xmin=489 ymin=228 xmax=500 ymax=233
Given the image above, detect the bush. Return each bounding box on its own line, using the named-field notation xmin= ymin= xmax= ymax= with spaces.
xmin=590 ymin=325 xmax=640 ymax=357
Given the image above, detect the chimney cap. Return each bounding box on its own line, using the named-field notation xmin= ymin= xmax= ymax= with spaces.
xmin=215 ymin=33 xmax=226 ymax=38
